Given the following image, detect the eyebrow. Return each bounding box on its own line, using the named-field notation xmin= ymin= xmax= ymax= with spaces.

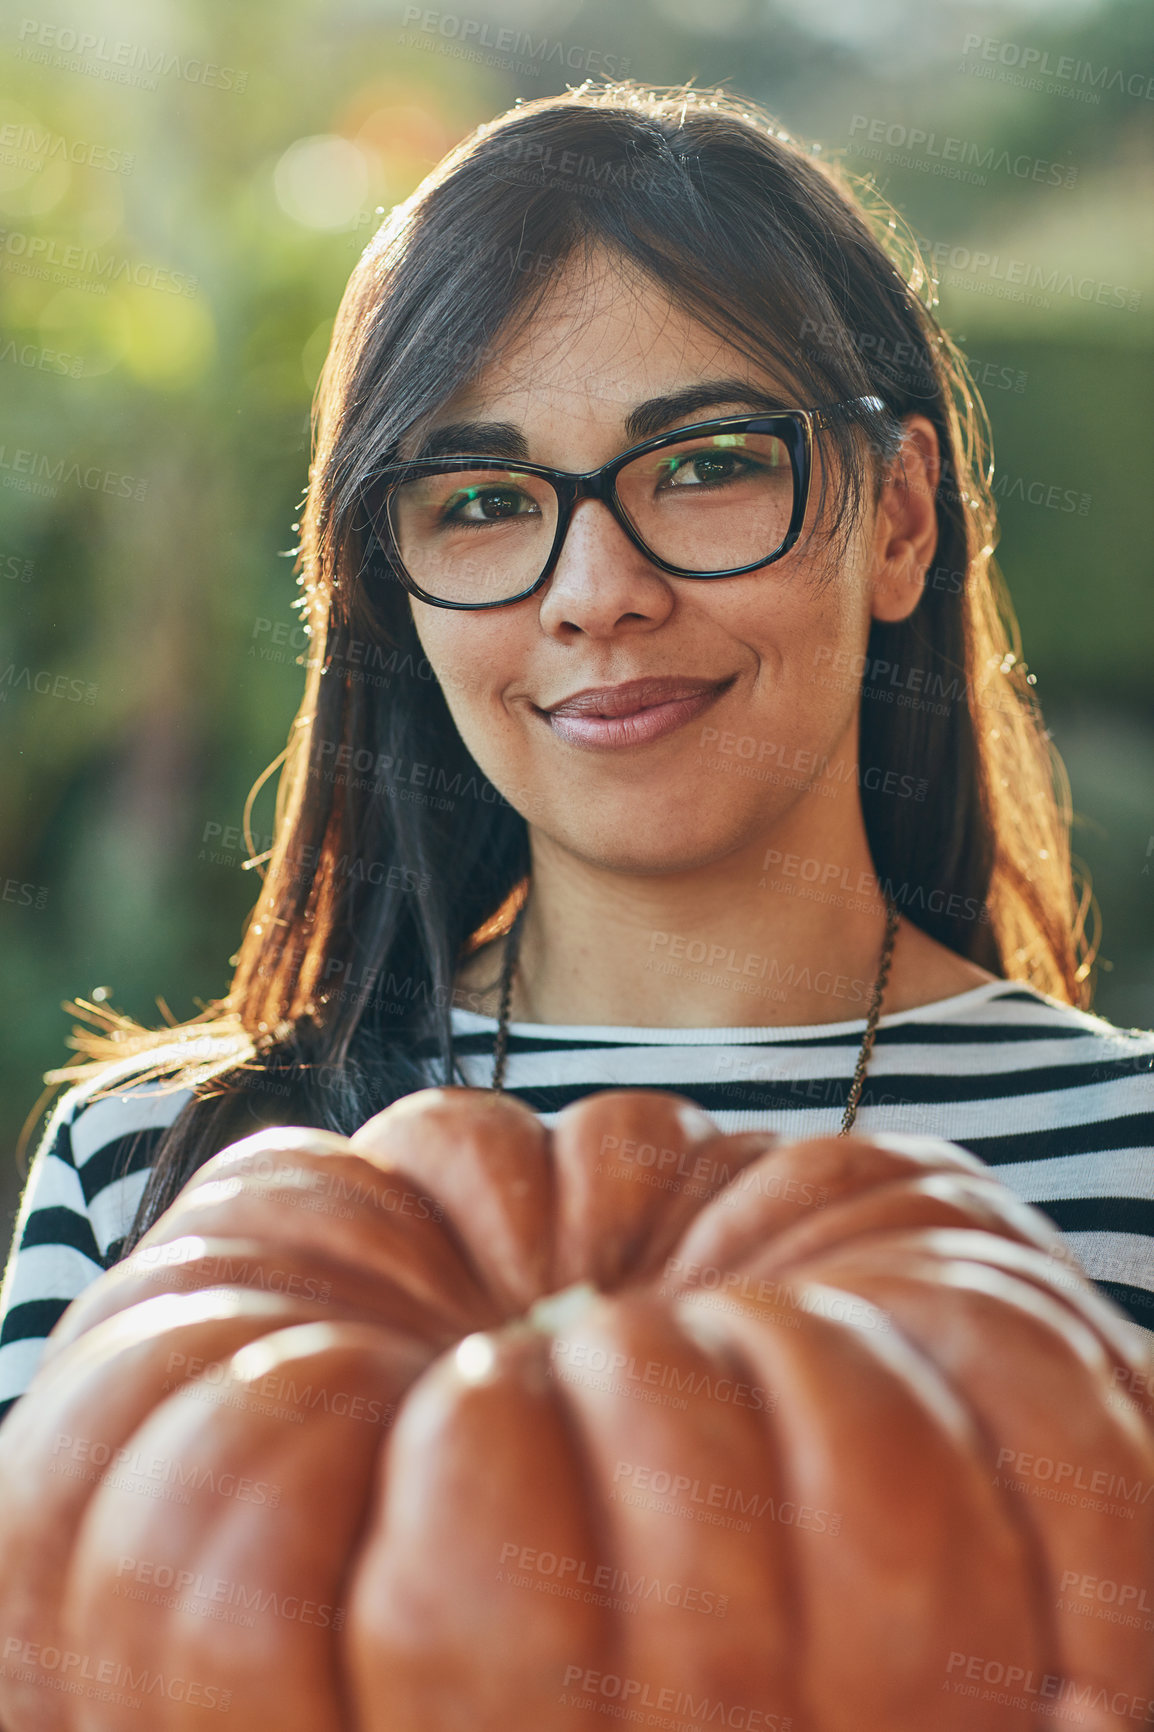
xmin=410 ymin=378 xmax=794 ymax=463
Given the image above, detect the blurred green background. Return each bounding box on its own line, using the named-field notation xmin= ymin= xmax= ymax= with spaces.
xmin=1 ymin=0 xmax=1151 ymax=1243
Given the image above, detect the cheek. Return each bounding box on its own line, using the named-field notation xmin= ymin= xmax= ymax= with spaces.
xmin=408 ymin=604 xmax=489 ymax=707
xmin=725 ymin=540 xmax=869 ymax=686
xmin=408 ymin=604 xmax=529 ymax=772
xmin=794 ymin=579 xmax=869 ymax=690
xmin=712 ymin=544 xmax=870 ymax=766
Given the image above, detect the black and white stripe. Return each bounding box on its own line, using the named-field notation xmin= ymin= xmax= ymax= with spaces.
xmin=2 ymin=980 xmax=1152 ymax=1427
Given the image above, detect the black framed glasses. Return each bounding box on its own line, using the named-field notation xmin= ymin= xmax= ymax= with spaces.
xmin=361 ymin=394 xmax=887 ymax=610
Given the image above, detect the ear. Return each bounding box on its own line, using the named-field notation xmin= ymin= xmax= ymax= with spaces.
xmin=868 ymin=414 xmax=940 ymax=625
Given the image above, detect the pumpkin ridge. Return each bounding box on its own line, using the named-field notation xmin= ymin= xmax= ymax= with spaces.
xmin=539 ymin=1287 xmax=805 ymax=1727
xmin=66 ymin=1322 xmax=429 ymax=1732
xmin=663 ymin=1135 xmax=983 ymax=1285
xmin=794 ymin=1257 xmax=1154 ymax=1703
xmin=43 ymin=1231 xmax=476 ymax=1360
xmin=350 ymin=1086 xmax=557 ymax=1314
xmin=694 ymin=1287 xmax=1047 ymax=1730
xmin=729 ymin=1172 xmax=1061 ymax=1280
xmin=3 ymin=1095 xmax=1152 ymax=1730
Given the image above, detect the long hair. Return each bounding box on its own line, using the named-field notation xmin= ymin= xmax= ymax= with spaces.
xmin=27 ymin=81 xmax=1094 ymax=1255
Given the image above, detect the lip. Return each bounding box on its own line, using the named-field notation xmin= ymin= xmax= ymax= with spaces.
xmin=539 ymin=675 xmax=733 ymax=750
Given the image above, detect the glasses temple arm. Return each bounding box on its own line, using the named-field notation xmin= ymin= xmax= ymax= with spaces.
xmin=810 ymin=394 xmax=890 ymax=432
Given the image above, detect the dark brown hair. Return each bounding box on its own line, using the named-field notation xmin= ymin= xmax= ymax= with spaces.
xmin=28 ymin=81 xmax=1094 ymax=1256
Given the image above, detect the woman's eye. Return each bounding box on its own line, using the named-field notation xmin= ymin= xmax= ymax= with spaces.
xmin=663 ymin=451 xmax=749 ymax=488
xmin=444 ymin=485 xmax=538 ymax=523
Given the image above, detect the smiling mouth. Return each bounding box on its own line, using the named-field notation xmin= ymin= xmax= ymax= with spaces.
xmin=537 ymin=676 xmax=735 ymax=750
xmin=543 ymin=676 xmax=735 ymax=720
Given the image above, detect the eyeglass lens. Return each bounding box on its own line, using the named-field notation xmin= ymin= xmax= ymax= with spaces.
xmin=386 ymin=428 xmax=795 ymax=605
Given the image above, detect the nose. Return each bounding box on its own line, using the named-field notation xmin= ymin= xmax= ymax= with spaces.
xmin=535 ymin=494 xmax=675 ymax=638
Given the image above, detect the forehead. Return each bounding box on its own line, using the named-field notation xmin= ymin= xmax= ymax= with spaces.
xmin=433 ymin=244 xmax=786 ymax=427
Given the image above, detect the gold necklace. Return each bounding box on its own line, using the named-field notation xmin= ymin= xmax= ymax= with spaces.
xmin=490 ymin=894 xmax=900 ymax=1135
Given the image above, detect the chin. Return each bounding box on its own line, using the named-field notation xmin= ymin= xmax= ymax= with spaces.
xmin=545 ymin=813 xmax=756 ymax=877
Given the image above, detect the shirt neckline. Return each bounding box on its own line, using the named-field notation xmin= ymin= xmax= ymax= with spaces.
xmin=449 ymin=978 xmax=1038 ymax=1044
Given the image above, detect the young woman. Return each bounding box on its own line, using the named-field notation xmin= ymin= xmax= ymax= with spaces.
xmin=2 ymin=81 xmax=1152 ymax=1428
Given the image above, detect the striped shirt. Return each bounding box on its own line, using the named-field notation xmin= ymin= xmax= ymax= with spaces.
xmin=2 ymin=978 xmax=1153 ymax=1427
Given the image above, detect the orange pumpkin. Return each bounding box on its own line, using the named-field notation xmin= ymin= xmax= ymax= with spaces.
xmin=0 ymin=1086 xmax=1151 ymax=1732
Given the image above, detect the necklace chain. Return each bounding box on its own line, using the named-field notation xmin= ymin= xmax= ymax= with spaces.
xmin=490 ymin=892 xmax=529 ymax=1097
xmin=491 ymin=893 xmax=900 ymax=1137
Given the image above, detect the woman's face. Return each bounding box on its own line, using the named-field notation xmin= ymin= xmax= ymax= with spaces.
xmin=406 ymin=247 xmax=922 ymax=875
